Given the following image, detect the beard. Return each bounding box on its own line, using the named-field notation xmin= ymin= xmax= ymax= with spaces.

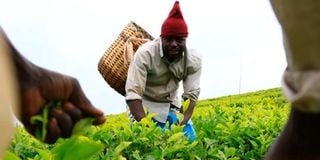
xmin=163 ymin=47 xmax=185 ymax=62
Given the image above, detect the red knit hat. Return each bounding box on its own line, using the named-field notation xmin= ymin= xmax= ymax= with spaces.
xmin=160 ymin=1 xmax=188 ymax=37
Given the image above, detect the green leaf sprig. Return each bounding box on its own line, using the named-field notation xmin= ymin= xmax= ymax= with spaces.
xmin=30 ymin=101 xmax=62 ymax=142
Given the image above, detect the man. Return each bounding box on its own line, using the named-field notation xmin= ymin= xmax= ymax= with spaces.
xmin=125 ymin=1 xmax=202 ymax=142
xmin=0 ymin=26 xmax=106 ymax=156
xmin=265 ymin=0 xmax=320 ymax=159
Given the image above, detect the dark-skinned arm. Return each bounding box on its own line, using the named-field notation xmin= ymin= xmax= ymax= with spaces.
xmin=1 ymin=27 xmax=105 ymax=143
xmin=180 ymin=99 xmax=196 ymax=125
xmin=265 ymin=108 xmax=320 ymax=160
xmin=127 ymin=99 xmax=146 ymax=122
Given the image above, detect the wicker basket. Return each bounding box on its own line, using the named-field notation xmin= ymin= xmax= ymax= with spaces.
xmin=98 ymin=21 xmax=154 ymax=96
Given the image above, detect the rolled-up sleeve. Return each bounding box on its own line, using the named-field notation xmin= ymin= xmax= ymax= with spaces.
xmin=125 ymin=48 xmax=150 ymax=101
xmin=182 ymin=51 xmax=202 ymax=102
xmin=282 ymin=68 xmax=320 ymax=112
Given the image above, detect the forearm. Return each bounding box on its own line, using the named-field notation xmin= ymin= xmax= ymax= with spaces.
xmin=181 ymin=99 xmax=196 ymax=125
xmin=265 ymin=108 xmax=320 ymax=159
xmin=10 ymin=45 xmax=41 ymax=85
xmin=288 ymin=108 xmax=320 ymax=149
xmin=127 ymin=99 xmax=146 ymax=121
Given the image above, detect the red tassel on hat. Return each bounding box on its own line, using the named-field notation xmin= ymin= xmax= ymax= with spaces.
xmin=160 ymin=1 xmax=188 ymax=37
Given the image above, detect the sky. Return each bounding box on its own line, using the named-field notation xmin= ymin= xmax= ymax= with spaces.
xmin=0 ymin=0 xmax=287 ymax=115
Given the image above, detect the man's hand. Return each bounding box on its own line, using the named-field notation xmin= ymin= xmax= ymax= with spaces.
xmin=0 ymin=27 xmax=106 ymax=143
xmin=20 ymin=68 xmax=106 ymax=143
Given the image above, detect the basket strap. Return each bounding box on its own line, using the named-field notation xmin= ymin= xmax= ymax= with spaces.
xmin=123 ymin=37 xmax=150 ymax=65
xmin=183 ymin=50 xmax=188 ymax=80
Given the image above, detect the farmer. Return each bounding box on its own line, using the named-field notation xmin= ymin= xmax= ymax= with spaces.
xmin=125 ymin=1 xmax=202 ymax=142
xmin=0 ymin=26 xmax=106 ymax=153
xmin=265 ymin=0 xmax=320 ymax=159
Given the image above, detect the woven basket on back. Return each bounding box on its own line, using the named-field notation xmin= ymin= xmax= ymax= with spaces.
xmin=98 ymin=21 xmax=154 ymax=96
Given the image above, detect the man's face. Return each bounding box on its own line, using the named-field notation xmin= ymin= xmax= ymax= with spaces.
xmin=162 ymin=36 xmax=186 ymax=62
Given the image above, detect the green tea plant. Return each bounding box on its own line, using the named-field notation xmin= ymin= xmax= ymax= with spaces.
xmin=4 ymin=88 xmax=289 ymax=160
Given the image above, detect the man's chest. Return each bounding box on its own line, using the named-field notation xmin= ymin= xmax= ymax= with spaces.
xmin=146 ymin=60 xmax=185 ymax=85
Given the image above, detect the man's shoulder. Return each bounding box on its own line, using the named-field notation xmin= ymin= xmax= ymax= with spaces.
xmin=186 ymin=49 xmax=202 ymax=66
xmin=133 ymin=39 xmax=160 ymax=61
xmin=138 ymin=39 xmax=160 ymax=53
